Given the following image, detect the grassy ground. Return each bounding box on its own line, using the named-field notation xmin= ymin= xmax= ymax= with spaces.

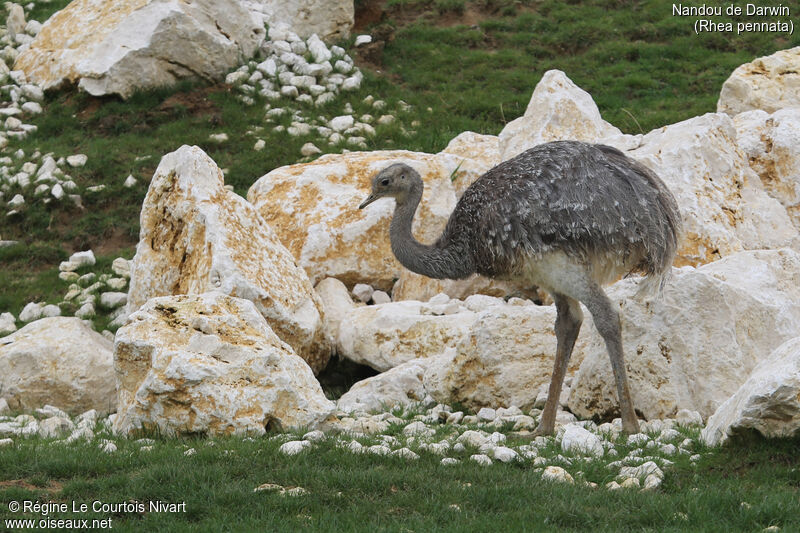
xmin=0 ymin=425 xmax=798 ymax=532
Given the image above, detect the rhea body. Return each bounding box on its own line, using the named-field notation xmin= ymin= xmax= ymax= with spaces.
xmin=359 ymin=140 xmax=681 ymax=435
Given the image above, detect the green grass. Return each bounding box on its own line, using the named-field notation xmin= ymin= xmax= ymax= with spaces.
xmin=0 ymin=430 xmax=798 ymax=532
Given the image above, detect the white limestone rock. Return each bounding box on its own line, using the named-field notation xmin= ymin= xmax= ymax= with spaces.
xmin=337 ymin=359 xmax=430 ymax=414
xmin=0 ymin=317 xmax=115 ymax=414
xmin=542 ymin=466 xmax=574 ymax=484
xmin=717 ymin=47 xmax=800 ymax=116
xmin=0 ymin=313 xmax=16 ymax=335
xmin=423 ymin=303 xmax=593 ymax=411
xmin=66 ymin=154 xmax=88 ymax=168
xmin=561 ymin=424 xmax=604 ymax=457
xmin=14 ymin=0 xmax=265 ymax=99
xmin=100 ymin=292 xmax=127 ymax=309
xmin=702 ymin=337 xmax=800 ymax=446
xmin=245 ymin=3 xmax=352 ymax=41
xmin=629 ymin=113 xmax=800 ymax=266
xmin=733 ymin=109 xmax=800 ymax=229
xmin=338 ymin=301 xmax=474 ymax=372
xmin=498 ymin=70 xmax=641 ymax=161
xmin=313 ymin=277 xmax=354 ymax=346
xmin=18 ymin=302 xmax=43 ymax=322
xmin=569 ymin=249 xmax=800 ymax=421
xmin=113 ymin=293 xmax=335 ymax=437
xmin=247 ymin=150 xmax=483 ymax=289
xmin=127 ymin=145 xmax=331 ymax=373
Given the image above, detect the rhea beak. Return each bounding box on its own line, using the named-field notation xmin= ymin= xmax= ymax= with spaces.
xmin=359 ymin=194 xmax=378 ymax=209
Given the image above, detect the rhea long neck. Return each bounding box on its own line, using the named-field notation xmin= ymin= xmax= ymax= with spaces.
xmin=388 ymin=180 xmax=476 ymax=280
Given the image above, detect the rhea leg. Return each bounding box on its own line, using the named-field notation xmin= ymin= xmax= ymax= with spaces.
xmin=581 ymin=286 xmax=640 ymax=434
xmin=533 ymin=294 xmax=583 ymax=436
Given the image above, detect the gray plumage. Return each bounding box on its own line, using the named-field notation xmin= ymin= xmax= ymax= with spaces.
xmin=360 ymin=140 xmax=682 ymax=435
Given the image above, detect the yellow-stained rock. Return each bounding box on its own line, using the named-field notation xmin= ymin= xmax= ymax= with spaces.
xmin=247 ymin=150 xmax=486 ymax=290
xmin=127 ymin=145 xmax=331 ymax=373
xmin=113 ymin=293 xmax=335 ymax=437
xmin=717 ymin=46 xmax=800 ymax=116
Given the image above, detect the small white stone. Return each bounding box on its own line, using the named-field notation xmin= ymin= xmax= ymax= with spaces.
xmin=0 ymin=438 xmax=13 ymax=447
xmin=41 ymin=304 xmax=61 ymax=318
xmin=21 ymin=101 xmax=41 ymax=114
xmin=225 ymin=71 xmax=249 ymax=85
xmin=329 ymin=115 xmax=355 ymax=132
xmin=254 ymin=139 xmax=266 ymax=151
xmin=307 ymin=34 xmax=332 ymax=63
xmin=342 ymin=76 xmax=361 ymax=91
xmin=7 ymin=193 xmax=24 ymax=208
xmin=542 ymin=466 xmax=574 ymax=484
xmin=561 ymin=424 xmax=604 ymax=457
xmin=627 ymin=433 xmax=650 ymax=446
xmin=441 ymin=457 xmax=459 ymax=466
xmin=279 ymin=440 xmax=311 ymax=456
xmin=493 ymin=446 xmax=519 ymax=463
xmin=355 ymin=35 xmax=373 ymax=46
xmin=208 ymin=133 xmax=228 ymax=143
xmin=100 ymin=292 xmax=127 ymax=309
xmin=111 ymin=257 xmax=131 ymax=278
xmin=675 ymin=409 xmax=703 ymax=427
xmin=619 ymin=477 xmax=641 ymax=489
xmin=300 ymin=142 xmax=321 ymax=157
xmin=106 ymin=277 xmax=127 ymax=290
xmin=19 ymin=302 xmax=43 ymax=322
xmin=371 ymin=290 xmax=391 ymax=304
xmin=100 ymin=440 xmax=117 ymax=453
xmin=470 ymin=454 xmax=493 ymax=466
xmin=122 ymin=174 xmax=137 ymax=188
xmin=476 ymin=407 xmax=497 ymax=421
xmin=643 ymin=473 xmax=662 ymax=490
xmin=0 ymin=314 xmax=15 ymax=335
xmin=392 ymin=447 xmax=419 ymax=460
xmin=64 ymin=154 xmax=87 ymax=169
xmin=352 ymin=283 xmax=374 ymax=303
xmin=183 ymin=447 xmax=196 ymax=456
xmin=75 ymin=302 xmax=95 ymax=319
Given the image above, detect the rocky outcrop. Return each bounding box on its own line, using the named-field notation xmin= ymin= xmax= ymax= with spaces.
xmin=247 ymin=150 xmax=485 ymax=290
xmin=717 ymin=47 xmax=800 ymax=116
xmin=113 ymin=292 xmax=335 ymax=437
xmin=733 ymin=109 xmax=800 ymax=230
xmin=0 ymin=318 xmax=115 ymax=414
xmin=629 ymin=113 xmax=800 ymax=266
xmin=569 ymin=249 xmax=800 ymax=421
xmin=702 ymin=337 xmax=800 ymax=446
xmin=244 ymin=1 xmax=353 ymax=41
xmin=127 ymin=145 xmax=331 ymax=373
xmin=338 ymin=300 xmax=474 ymax=372
xmin=14 ymin=0 xmax=264 ymax=98
xmin=424 ymin=301 xmax=593 ymax=411
xmin=498 ymin=70 xmax=641 ymax=161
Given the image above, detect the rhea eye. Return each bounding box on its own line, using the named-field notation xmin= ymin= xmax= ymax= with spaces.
xmin=380 ymin=178 xmax=389 ymax=186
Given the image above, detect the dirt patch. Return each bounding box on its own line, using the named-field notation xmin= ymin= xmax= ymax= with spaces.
xmin=0 ymin=478 xmax=63 ymax=494
xmin=156 ymin=86 xmax=226 ymax=119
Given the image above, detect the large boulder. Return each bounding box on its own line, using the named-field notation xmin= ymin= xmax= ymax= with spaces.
xmin=14 ymin=0 xmax=264 ymax=98
xmin=247 ymin=150 xmax=485 ymax=290
xmin=127 ymin=145 xmax=331 ymax=374
xmin=242 ymin=0 xmax=353 ymax=41
xmin=498 ymin=70 xmax=641 ymax=161
xmin=423 ymin=300 xmax=593 ymax=411
xmin=628 ymin=113 xmax=800 ymax=266
xmin=569 ymin=249 xmax=800 ymax=421
xmin=113 ymin=292 xmax=335 ymax=437
xmin=733 ymin=109 xmax=800 ymax=230
xmin=337 ymin=359 xmax=429 ymax=414
xmin=337 ymin=300 xmax=474 ymax=372
xmin=717 ymin=47 xmax=800 ymax=116
xmin=0 ymin=318 xmax=115 ymax=415
xmin=702 ymin=337 xmax=800 ymax=446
